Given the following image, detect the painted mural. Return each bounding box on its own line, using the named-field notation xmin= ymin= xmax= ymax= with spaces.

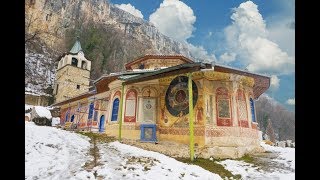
xmin=165 ymin=76 xmax=198 ymax=117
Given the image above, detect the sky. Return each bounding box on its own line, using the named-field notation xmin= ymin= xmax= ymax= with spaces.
xmin=110 ymin=0 xmax=295 ymax=111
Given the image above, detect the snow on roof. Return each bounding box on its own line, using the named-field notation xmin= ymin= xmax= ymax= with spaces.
xmin=34 ymin=106 xmax=52 ymax=119
xmin=25 ymin=86 xmax=52 ymax=97
xmin=25 ymin=90 xmax=51 ymax=97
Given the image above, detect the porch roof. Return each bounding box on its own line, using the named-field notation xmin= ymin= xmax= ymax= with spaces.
xmin=119 ymin=62 xmax=210 ymax=85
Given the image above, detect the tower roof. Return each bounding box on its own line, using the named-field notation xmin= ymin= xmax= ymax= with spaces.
xmin=69 ymin=39 xmax=83 ymax=54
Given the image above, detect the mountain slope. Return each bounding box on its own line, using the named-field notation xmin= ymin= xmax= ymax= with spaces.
xmin=25 ymin=0 xmax=194 ymax=93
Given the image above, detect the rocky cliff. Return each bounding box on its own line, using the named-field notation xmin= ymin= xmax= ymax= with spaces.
xmin=25 ymin=0 xmax=194 ymax=94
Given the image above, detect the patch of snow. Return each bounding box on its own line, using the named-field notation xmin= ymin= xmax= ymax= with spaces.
xmin=52 ymin=117 xmax=60 ymax=126
xmin=25 ymin=121 xmax=91 ymax=180
xmin=217 ymin=159 xmax=295 ymax=180
xmin=261 ymin=141 xmax=295 ymax=169
xmin=95 ymin=141 xmax=222 ymax=179
xmin=217 ymin=142 xmax=295 ymax=179
xmin=34 ymin=106 xmax=52 ymax=119
xmin=25 ymin=91 xmax=51 ymax=97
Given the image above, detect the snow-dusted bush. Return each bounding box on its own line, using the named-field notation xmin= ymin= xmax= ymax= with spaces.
xmin=33 ymin=117 xmax=52 ymax=126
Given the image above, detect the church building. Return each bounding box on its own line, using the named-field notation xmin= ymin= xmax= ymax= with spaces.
xmin=52 ymin=40 xmax=270 ymax=159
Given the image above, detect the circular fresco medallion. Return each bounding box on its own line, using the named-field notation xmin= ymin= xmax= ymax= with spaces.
xmin=165 ymin=76 xmax=198 ymax=117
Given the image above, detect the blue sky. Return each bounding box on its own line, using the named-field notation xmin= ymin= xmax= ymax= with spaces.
xmin=110 ymin=0 xmax=295 ymax=111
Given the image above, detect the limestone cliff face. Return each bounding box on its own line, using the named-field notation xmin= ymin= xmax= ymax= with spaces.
xmin=25 ymin=0 xmax=193 ymax=94
xmin=25 ymin=0 xmax=192 ymax=56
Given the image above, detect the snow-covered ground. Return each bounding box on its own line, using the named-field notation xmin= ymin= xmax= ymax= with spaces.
xmin=93 ymin=142 xmax=222 ymax=179
xmin=25 ymin=122 xmax=91 ymax=180
xmin=217 ymin=142 xmax=295 ymax=180
xmin=25 ymin=121 xmax=222 ymax=180
xmin=26 ymin=121 xmax=295 ymax=180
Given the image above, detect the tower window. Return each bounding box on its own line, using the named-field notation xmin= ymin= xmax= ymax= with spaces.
xmin=46 ymin=14 xmax=51 ymax=21
xmin=71 ymin=57 xmax=78 ymax=67
xmin=30 ymin=0 xmax=35 ymax=5
xmin=81 ymin=61 xmax=87 ymax=69
xmin=76 ymin=85 xmax=80 ymax=89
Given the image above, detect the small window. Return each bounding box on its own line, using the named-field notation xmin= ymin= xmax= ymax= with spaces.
xmin=77 ymin=85 xmax=80 ymax=89
xmin=139 ymin=63 xmax=145 ymax=69
xmin=70 ymin=115 xmax=75 ymax=122
xmin=65 ymin=112 xmax=69 ymax=122
xmin=81 ymin=61 xmax=87 ymax=69
xmin=71 ymin=57 xmax=78 ymax=67
xmin=88 ymin=103 xmax=94 ymax=119
xmin=46 ymin=14 xmax=51 ymax=21
xmin=250 ymin=98 xmax=256 ymax=122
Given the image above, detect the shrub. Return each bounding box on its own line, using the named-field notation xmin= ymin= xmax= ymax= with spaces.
xmin=32 ymin=117 xmax=52 ymax=126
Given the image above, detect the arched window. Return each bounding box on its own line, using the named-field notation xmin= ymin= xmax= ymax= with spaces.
xmin=70 ymin=115 xmax=75 ymax=122
xmin=88 ymin=102 xmax=94 ymax=119
xmin=81 ymin=61 xmax=87 ymax=69
xmin=250 ymin=98 xmax=256 ymax=122
xmin=111 ymin=98 xmax=120 ymax=121
xmin=216 ymin=87 xmax=232 ymax=126
xmin=71 ymin=57 xmax=78 ymax=67
xmin=124 ymin=89 xmax=137 ymax=122
xmin=237 ymin=89 xmax=248 ymax=128
xmin=65 ymin=112 xmax=69 ymax=122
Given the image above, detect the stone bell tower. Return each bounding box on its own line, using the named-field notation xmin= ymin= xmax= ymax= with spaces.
xmin=53 ymin=38 xmax=91 ymax=103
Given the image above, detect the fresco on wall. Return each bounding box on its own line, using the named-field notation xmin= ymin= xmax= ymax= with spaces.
xmin=165 ymin=76 xmax=198 ymax=117
xmin=124 ymin=89 xmax=137 ymax=122
xmin=141 ymin=98 xmax=156 ymax=124
xmin=218 ymin=99 xmax=230 ymax=118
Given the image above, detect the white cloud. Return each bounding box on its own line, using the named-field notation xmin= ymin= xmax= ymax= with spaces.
xmin=286 ymin=98 xmax=295 ymax=105
xmin=115 ymin=3 xmax=144 ymax=19
xmin=187 ymin=43 xmax=216 ymax=63
xmin=218 ymin=52 xmax=236 ymax=63
xmin=149 ymin=0 xmax=196 ymax=42
xmin=267 ymin=18 xmax=295 ymax=56
xmin=224 ymin=1 xmax=294 ymax=75
xmin=270 ymin=75 xmax=280 ymax=90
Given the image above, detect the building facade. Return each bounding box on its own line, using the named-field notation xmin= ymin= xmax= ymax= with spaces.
xmin=53 ymin=54 xmax=270 ymax=159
